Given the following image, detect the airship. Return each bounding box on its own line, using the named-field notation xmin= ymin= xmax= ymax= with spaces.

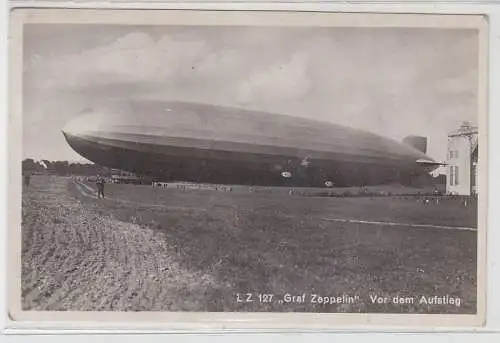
xmin=62 ymin=100 xmax=441 ymax=187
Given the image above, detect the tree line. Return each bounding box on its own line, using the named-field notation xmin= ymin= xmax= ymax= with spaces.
xmin=22 ymin=158 xmax=110 ymax=176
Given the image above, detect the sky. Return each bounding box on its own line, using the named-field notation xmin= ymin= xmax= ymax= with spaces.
xmin=22 ymin=24 xmax=479 ymax=164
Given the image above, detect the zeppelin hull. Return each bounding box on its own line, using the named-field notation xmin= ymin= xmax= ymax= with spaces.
xmin=62 ymin=101 xmax=437 ymax=187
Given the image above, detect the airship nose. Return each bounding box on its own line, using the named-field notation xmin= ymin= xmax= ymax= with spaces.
xmin=62 ymin=113 xmax=100 ymax=138
xmin=62 ymin=112 xmax=112 ymax=163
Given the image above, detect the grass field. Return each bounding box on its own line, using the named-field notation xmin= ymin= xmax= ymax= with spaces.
xmin=21 ymin=175 xmax=478 ymax=313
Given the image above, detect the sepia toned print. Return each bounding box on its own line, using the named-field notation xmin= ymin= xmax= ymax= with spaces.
xmin=9 ymin=9 xmax=488 ymax=327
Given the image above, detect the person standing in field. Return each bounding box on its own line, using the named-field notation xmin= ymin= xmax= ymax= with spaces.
xmin=96 ymin=175 xmax=105 ymax=199
xmin=23 ymin=173 xmax=31 ymax=187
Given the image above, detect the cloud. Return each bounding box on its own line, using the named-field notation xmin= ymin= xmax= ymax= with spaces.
xmin=24 ymin=32 xmax=208 ymax=90
xmin=235 ymin=53 xmax=312 ymax=105
xmin=433 ymin=69 xmax=478 ymax=97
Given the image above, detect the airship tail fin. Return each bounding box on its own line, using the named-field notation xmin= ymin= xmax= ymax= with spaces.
xmin=402 ymin=135 xmax=427 ymax=154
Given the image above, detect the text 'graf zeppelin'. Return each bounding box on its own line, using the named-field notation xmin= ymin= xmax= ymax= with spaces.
xmin=235 ymin=293 xmax=463 ymax=307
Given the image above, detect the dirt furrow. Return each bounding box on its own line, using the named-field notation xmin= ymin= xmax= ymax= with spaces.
xmin=22 ymin=177 xmax=220 ymax=311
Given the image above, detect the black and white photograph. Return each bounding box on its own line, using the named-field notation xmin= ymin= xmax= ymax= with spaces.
xmin=8 ymin=9 xmax=488 ymax=327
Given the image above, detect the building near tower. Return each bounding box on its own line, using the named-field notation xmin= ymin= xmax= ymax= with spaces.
xmin=446 ymin=122 xmax=478 ymax=195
